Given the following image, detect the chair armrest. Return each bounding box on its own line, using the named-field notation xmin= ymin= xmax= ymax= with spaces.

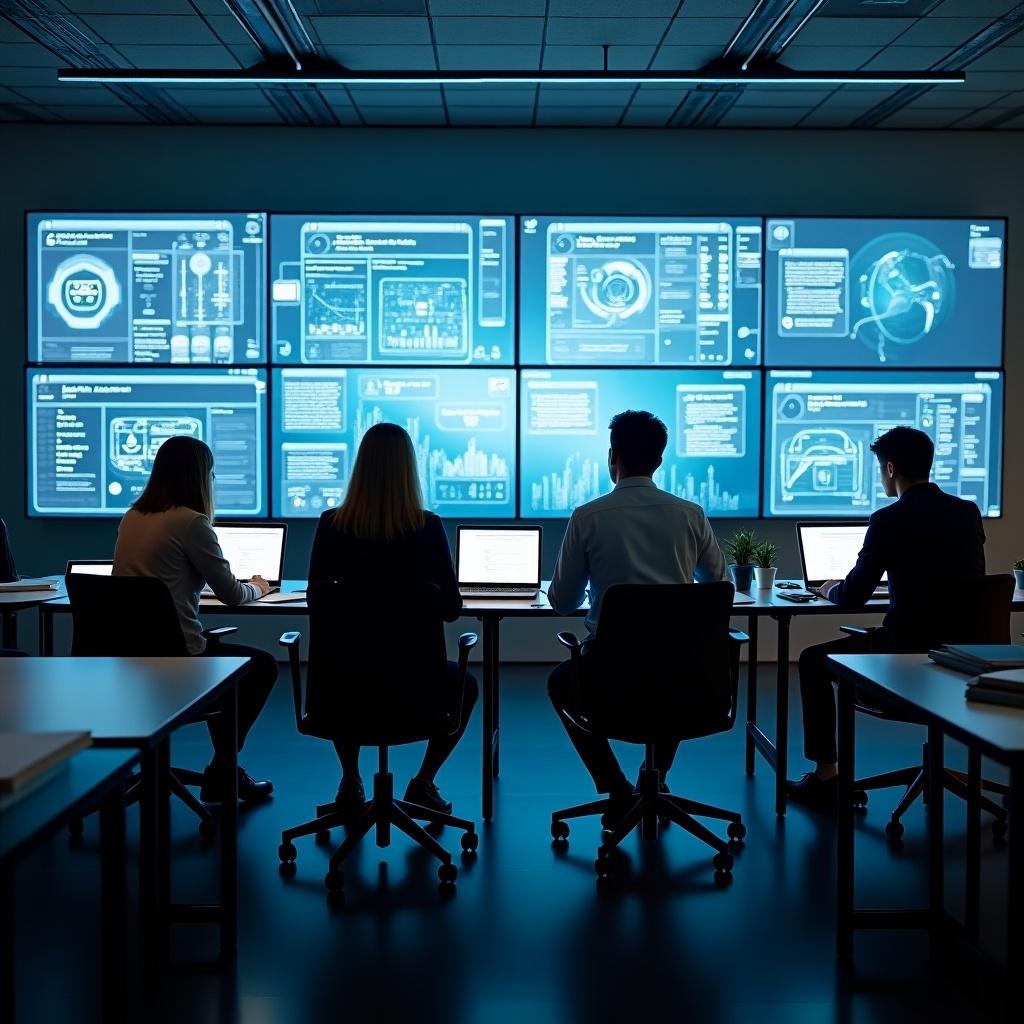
xmin=840 ymin=625 xmax=876 ymax=637
xmin=202 ymin=625 xmax=238 ymax=642
xmin=728 ymin=629 xmax=750 ymax=646
xmin=450 ymin=632 xmax=479 ymax=735
xmin=277 ymin=631 xmax=304 ymax=732
xmin=556 ymin=630 xmax=582 ymax=652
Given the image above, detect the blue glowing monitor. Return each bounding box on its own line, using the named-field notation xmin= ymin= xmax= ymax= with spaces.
xmin=27 ymin=369 xmax=267 ymax=517
xmin=763 ymin=218 xmax=1005 ymax=368
xmin=27 ymin=213 xmax=267 ymax=364
xmin=270 ymin=215 xmax=514 ymax=365
xmin=765 ymin=370 xmax=1003 ymax=518
xmin=519 ymin=369 xmax=761 ymax=518
xmin=271 ymin=368 xmax=516 ymax=519
xmin=519 ymin=216 xmax=763 ymax=366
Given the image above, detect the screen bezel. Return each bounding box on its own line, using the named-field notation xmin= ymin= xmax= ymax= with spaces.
xmin=213 ymin=521 xmax=288 ymax=586
xmin=455 ymin=525 xmax=543 ymax=587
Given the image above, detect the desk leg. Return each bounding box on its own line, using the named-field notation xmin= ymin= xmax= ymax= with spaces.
xmin=775 ymin=613 xmax=791 ymax=816
xmin=481 ymin=615 xmax=495 ymax=822
xmin=138 ymin=747 xmax=160 ymax=968
xmin=927 ymin=726 xmax=945 ymax=959
xmin=39 ymin=606 xmax=53 ymax=657
xmin=965 ymin=747 xmax=981 ymax=939
xmin=1 ymin=860 xmax=13 ymax=1023
xmin=100 ymin=782 xmax=127 ymax=1023
xmin=221 ymin=683 xmax=239 ymax=958
xmin=745 ymin=614 xmax=758 ymax=776
xmin=491 ymin=616 xmax=501 ymax=779
xmin=836 ymin=673 xmax=855 ymax=962
xmin=1 ymin=610 xmax=16 ymax=650
xmin=157 ymin=740 xmax=171 ymax=958
xmin=1007 ymin=763 xmax=1024 ymax=998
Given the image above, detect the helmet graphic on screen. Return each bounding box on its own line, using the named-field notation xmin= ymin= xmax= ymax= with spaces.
xmin=578 ymin=259 xmax=652 ymax=325
xmin=46 ymin=254 xmax=122 ymax=330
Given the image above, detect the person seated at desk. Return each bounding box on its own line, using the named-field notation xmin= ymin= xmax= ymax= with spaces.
xmin=307 ymin=422 xmax=478 ymax=818
xmin=0 ymin=517 xmax=16 ymax=582
xmin=788 ymin=426 xmax=986 ymax=811
xmin=112 ymin=436 xmax=276 ymax=803
xmin=546 ymin=409 xmax=727 ymax=809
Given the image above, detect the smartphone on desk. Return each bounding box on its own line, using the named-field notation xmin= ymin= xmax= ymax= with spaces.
xmin=777 ymin=591 xmax=817 ymax=603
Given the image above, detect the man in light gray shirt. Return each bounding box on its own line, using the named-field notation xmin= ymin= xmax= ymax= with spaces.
xmin=547 ymin=410 xmax=727 ymax=803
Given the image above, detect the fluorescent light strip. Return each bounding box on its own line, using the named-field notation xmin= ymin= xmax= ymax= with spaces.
xmin=58 ymin=68 xmax=966 ymax=87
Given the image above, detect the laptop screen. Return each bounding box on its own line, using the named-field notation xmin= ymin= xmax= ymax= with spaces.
xmin=213 ymin=524 xmax=287 ymax=584
xmin=457 ymin=527 xmax=541 ymax=586
xmin=797 ymin=522 xmax=887 ymax=587
xmin=65 ymin=561 xmax=113 ymax=576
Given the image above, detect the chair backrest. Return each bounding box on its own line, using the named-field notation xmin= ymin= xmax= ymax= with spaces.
xmin=929 ymin=573 xmax=1015 ymax=646
xmin=303 ymin=579 xmax=452 ymax=744
xmin=65 ymin=573 xmax=189 ymax=656
xmin=584 ymin=581 xmax=738 ymax=742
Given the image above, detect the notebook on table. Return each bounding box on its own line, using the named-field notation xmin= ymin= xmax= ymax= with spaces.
xmin=931 ymin=644 xmax=1024 ymax=675
xmin=966 ymin=669 xmax=1024 ymax=709
xmin=0 ymin=731 xmax=91 ymax=796
xmin=457 ymin=526 xmax=542 ymax=599
xmin=796 ymin=521 xmax=888 ymax=597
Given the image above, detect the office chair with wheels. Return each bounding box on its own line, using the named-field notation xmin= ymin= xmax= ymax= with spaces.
xmin=65 ymin=572 xmax=239 ymax=840
xmin=845 ymin=573 xmax=1015 ymax=841
xmin=276 ymin=581 xmax=478 ymax=904
xmin=549 ymin=582 xmax=749 ymax=883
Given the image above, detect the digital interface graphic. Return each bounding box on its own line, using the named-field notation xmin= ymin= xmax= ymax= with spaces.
xmin=28 ymin=369 xmax=267 ymax=516
xmin=271 ymin=216 xmax=514 ymax=365
xmin=28 ymin=213 xmax=267 ymax=364
xmin=520 ymin=369 xmax=760 ymax=518
xmin=272 ymin=368 xmax=516 ymax=518
xmin=765 ymin=371 xmax=1003 ymax=517
xmin=520 ymin=217 xmax=763 ymax=365
xmin=764 ymin=218 xmax=1004 ymax=368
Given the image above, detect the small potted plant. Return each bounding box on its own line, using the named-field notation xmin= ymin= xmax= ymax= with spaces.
xmin=1014 ymin=559 xmax=1024 ymax=591
xmin=752 ymin=541 xmax=778 ymax=590
xmin=725 ymin=529 xmax=756 ymax=592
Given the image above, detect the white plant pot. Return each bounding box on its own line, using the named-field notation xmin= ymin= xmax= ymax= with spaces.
xmin=754 ymin=566 xmax=777 ymax=590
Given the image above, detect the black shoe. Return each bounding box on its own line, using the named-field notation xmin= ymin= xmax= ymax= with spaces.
xmin=333 ymin=777 xmax=366 ymax=819
xmin=404 ymin=778 xmax=453 ymax=815
xmin=200 ymin=765 xmax=274 ymax=804
xmin=786 ymin=772 xmax=837 ymax=813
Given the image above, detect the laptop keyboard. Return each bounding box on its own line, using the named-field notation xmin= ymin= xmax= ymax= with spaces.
xmin=462 ymin=586 xmax=536 ymax=594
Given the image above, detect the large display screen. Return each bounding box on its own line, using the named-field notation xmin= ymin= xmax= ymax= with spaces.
xmin=28 ymin=213 xmax=267 ymax=364
xmin=27 ymin=369 xmax=267 ymax=516
xmin=520 ymin=369 xmax=760 ymax=518
xmin=271 ymin=215 xmax=514 ymax=365
xmin=271 ymin=368 xmax=516 ymax=518
xmin=519 ymin=216 xmax=763 ymax=366
xmin=765 ymin=370 xmax=1003 ymax=517
xmin=764 ymin=218 xmax=1005 ymax=368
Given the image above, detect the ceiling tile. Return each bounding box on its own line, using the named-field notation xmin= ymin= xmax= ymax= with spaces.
xmin=40 ymin=105 xmax=148 ymax=122
xmin=780 ymin=45 xmax=883 ymax=69
xmin=0 ymin=20 xmax=34 ymax=43
xmin=535 ymin=105 xmax=623 ymax=125
xmin=649 ymin=45 xmax=731 ymax=69
xmin=797 ymin=108 xmax=859 ymax=128
xmin=346 ymin=86 xmax=444 ymax=105
xmin=794 ymin=17 xmax=915 ymax=46
xmin=303 ymin=0 xmax=426 ymax=11
xmin=895 ymin=17 xmax=992 ymax=46
xmin=164 ymin=87 xmax=278 ymax=106
xmin=716 ymin=107 xmax=808 ymax=127
xmin=63 ymin=1 xmax=196 ymax=11
xmin=905 ymin=88 xmax=1012 ymax=107
xmin=442 ymin=84 xmax=535 ymax=104
xmin=428 ymin=0 xmax=545 ymax=13
xmin=545 ymin=18 xmax=670 ymax=45
xmin=630 ymin=84 xmax=687 ymax=105
xmin=0 ymin=68 xmax=65 ymax=87
xmin=550 ymin=0 xmax=681 ymax=13
xmin=823 ymin=86 xmax=898 ymax=106
xmin=734 ymin=89 xmax=834 ymax=106
xmin=620 ymin=103 xmax=678 ymax=125
xmin=679 ymin=0 xmax=756 ymax=14
xmin=191 ymin=106 xmax=285 ymax=124
xmin=13 ymin=85 xmax=119 ymax=104
xmin=967 ymin=47 xmax=1024 ymax=71
xmin=359 ymin=105 xmax=447 ymax=124
xmin=311 ymin=16 xmax=432 ymax=44
xmin=433 ymin=17 xmax=544 ymax=44
xmin=446 ymin=105 xmax=534 ymax=124
xmin=663 ymin=18 xmax=742 ymax=46
xmin=539 ymin=45 xmax=603 ymax=70
xmin=201 ymin=16 xmax=260 ymax=46
xmin=537 ymin=84 xmax=637 ymax=104
xmin=82 ymin=14 xmax=221 ymax=44
xmin=113 ymin=44 xmax=243 ymax=68
xmin=931 ymin=0 xmax=1019 ymax=14
xmin=964 ymin=69 xmax=1024 ymax=90
xmin=322 ymin=44 xmax=438 ymax=68
xmin=862 ymin=46 xmax=954 ymax=70
xmin=436 ymin=44 xmax=541 ymax=68
xmin=0 ymin=43 xmax=63 ymax=67
xmin=879 ymin=106 xmax=963 ymax=126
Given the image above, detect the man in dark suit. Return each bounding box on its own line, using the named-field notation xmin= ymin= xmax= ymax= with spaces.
xmin=788 ymin=426 xmax=986 ymax=810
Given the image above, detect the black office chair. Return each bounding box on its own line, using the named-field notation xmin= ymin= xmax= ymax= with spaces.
xmin=65 ymin=572 xmax=239 ymax=840
xmin=549 ymin=582 xmax=749 ymax=883
xmin=846 ymin=573 xmax=1015 ymax=840
xmin=276 ymin=581 xmax=478 ymax=903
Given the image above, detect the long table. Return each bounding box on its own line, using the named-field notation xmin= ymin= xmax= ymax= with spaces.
xmin=830 ymin=653 xmax=1024 ymax=994
xmin=38 ymin=580 xmax=1024 ymax=821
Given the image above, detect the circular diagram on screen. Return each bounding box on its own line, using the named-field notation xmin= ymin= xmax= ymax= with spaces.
xmin=578 ymin=258 xmax=652 ymax=324
xmin=46 ymin=254 xmax=122 ymax=331
xmin=849 ymin=232 xmax=955 ymax=363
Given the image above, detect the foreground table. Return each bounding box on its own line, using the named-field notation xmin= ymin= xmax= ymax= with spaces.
xmin=830 ymin=653 xmax=1024 ymax=993
xmin=0 ymin=656 xmax=249 ymax=958
xmin=0 ymin=747 xmax=139 ymax=1023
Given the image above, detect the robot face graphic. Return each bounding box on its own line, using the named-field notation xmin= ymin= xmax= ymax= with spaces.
xmin=47 ymin=254 xmax=122 ymax=331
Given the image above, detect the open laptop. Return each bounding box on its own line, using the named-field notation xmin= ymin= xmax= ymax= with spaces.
xmin=202 ymin=523 xmax=287 ymax=595
xmin=457 ymin=526 xmax=542 ymax=599
xmin=796 ymin=521 xmax=888 ymax=596
xmin=65 ymin=560 xmax=113 ymax=575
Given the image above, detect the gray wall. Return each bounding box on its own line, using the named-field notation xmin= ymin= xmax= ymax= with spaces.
xmin=1 ymin=123 xmax=1021 ymax=657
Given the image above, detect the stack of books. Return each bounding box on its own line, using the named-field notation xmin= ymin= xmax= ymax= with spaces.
xmin=928 ymin=644 xmax=1024 ymax=675
xmin=0 ymin=731 xmax=91 ymax=807
xmin=966 ymin=670 xmax=1024 ymax=709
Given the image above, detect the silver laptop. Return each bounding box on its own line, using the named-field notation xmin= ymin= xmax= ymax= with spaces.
xmin=202 ymin=523 xmax=287 ymax=594
xmin=796 ymin=521 xmax=888 ymax=595
xmin=457 ymin=526 xmax=542 ymax=599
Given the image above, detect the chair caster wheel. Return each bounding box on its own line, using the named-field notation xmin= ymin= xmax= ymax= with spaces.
xmin=712 ymin=852 xmax=734 ymax=873
xmin=68 ymin=819 xmax=84 ymax=839
xmin=993 ymin=818 xmax=1008 ymax=841
xmin=727 ymin=822 xmax=746 ymax=842
xmin=199 ymin=820 xmax=217 ymax=842
xmin=885 ymin=820 xmax=905 ymax=840
xmin=550 ymin=821 xmax=569 ymax=842
xmin=438 ymin=862 xmax=458 ymax=885
xmin=853 ymin=790 xmax=868 ymax=809
xmin=315 ymin=829 xmax=331 ymax=845
xmin=325 ymin=868 xmax=345 ymax=893
xmin=594 ymin=848 xmax=614 ymax=878
xmin=279 ymin=841 xmax=297 ymax=864
xmin=461 ymin=832 xmax=479 ymax=854
xmin=278 ymin=861 xmax=296 ymax=878
xmin=326 ymin=888 xmax=346 ymax=908
xmin=600 ymin=811 xmax=623 ymax=830
xmin=714 ymin=869 xmax=733 ymax=886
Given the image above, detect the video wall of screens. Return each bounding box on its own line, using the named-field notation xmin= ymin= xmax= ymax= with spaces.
xmin=270 ymin=216 xmax=514 ymax=366
xmin=271 ymin=368 xmax=516 ymax=519
xmin=27 ymin=369 xmax=267 ymax=517
xmin=24 ymin=212 xmax=1008 ymax=520
xmin=28 ymin=213 xmax=267 ymax=365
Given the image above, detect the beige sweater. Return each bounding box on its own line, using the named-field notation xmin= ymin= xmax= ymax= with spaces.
xmin=113 ymin=507 xmax=259 ymax=654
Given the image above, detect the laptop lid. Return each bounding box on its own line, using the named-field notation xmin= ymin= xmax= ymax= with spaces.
xmin=456 ymin=526 xmax=542 ymax=588
xmin=213 ymin=523 xmax=287 ymax=586
xmin=796 ymin=521 xmax=887 ymax=589
xmin=65 ymin=560 xmax=113 ymax=576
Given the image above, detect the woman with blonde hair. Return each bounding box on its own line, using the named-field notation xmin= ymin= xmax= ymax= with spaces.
xmin=113 ymin=435 xmax=276 ymax=803
xmin=307 ymin=422 xmax=477 ymax=817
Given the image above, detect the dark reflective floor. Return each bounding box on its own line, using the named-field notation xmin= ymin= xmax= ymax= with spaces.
xmin=9 ymin=664 xmax=1014 ymax=1023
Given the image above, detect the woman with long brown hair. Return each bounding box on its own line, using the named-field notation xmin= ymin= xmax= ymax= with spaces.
xmin=307 ymin=422 xmax=477 ymax=817
xmin=113 ymin=435 xmax=276 ymax=803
